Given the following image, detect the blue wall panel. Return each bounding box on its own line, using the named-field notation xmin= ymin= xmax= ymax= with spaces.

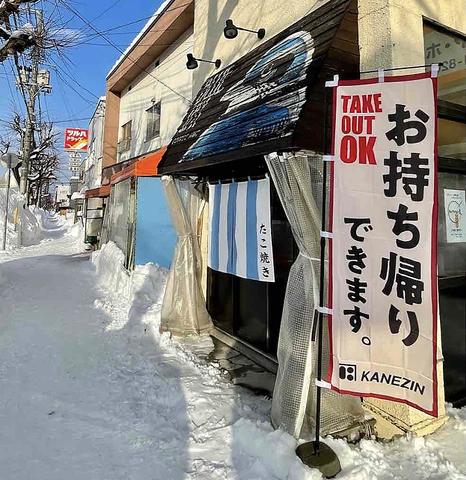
xmin=135 ymin=177 xmax=176 ymax=268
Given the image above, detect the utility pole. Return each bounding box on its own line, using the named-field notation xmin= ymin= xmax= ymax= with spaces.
xmin=17 ymin=8 xmax=44 ymax=202
xmin=2 ymin=154 xmax=12 ymax=250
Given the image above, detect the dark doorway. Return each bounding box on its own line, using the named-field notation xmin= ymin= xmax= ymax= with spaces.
xmin=438 ymin=167 xmax=466 ymax=406
xmin=207 ymin=180 xmax=297 ymax=357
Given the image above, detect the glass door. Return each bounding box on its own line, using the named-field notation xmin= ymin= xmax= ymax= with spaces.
xmin=425 ymin=21 xmax=466 ymax=406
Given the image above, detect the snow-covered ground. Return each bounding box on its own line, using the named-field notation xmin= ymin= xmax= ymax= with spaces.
xmin=0 ymin=214 xmax=465 ymax=480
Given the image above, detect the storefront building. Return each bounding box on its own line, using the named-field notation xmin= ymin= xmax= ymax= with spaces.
xmin=358 ymin=0 xmax=466 ymax=437
xmin=101 ymin=148 xmax=176 ymax=270
xmin=82 ymin=98 xmax=106 ymax=191
xmin=99 ymin=0 xmax=194 ymax=268
xmin=79 ymin=98 xmax=107 ymax=245
xmin=158 ymin=0 xmax=465 ymax=440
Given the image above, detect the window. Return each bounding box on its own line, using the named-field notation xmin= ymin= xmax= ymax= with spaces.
xmin=424 ymin=23 xmax=466 ymax=107
xmin=122 ymin=121 xmax=131 ymax=140
xmin=438 ymin=118 xmax=466 ymax=160
xmin=423 ymin=24 xmax=466 ymax=275
xmin=118 ymin=121 xmax=132 ymax=153
xmin=146 ymin=103 xmax=161 ymax=141
xmin=424 ymin=21 xmax=466 ymax=406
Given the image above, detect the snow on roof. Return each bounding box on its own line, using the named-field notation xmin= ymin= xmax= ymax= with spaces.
xmin=89 ymin=97 xmax=106 ymax=123
xmin=106 ymin=0 xmax=171 ymax=79
xmin=71 ymin=191 xmax=85 ymax=200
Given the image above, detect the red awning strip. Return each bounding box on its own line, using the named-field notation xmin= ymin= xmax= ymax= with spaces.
xmin=85 ymin=184 xmax=111 ymax=198
xmin=110 ymin=146 xmax=167 ymax=185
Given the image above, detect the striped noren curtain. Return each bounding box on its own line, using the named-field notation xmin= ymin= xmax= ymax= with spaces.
xmin=208 ymin=177 xmax=274 ymax=283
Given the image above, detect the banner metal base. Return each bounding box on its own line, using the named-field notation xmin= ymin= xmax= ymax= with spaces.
xmin=296 ymin=441 xmax=341 ymax=478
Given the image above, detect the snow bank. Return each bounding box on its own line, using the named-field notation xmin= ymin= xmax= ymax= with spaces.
xmin=0 ymin=187 xmax=44 ymax=248
xmin=92 ymin=241 xmax=132 ymax=300
xmin=91 ymin=241 xmax=222 ymax=376
xmin=91 ymin=241 xmax=168 ymax=337
xmin=65 ymin=219 xmax=84 ymax=239
xmin=228 ymin=411 xmax=466 ymax=479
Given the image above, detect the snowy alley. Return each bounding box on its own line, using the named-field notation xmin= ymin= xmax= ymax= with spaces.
xmin=0 ymin=214 xmax=465 ymax=480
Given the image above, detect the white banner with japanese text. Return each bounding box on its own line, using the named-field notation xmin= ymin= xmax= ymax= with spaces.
xmin=328 ymin=73 xmax=438 ymax=416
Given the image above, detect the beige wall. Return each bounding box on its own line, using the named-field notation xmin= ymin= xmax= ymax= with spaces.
xmin=192 ymin=0 xmax=466 ymax=90
xmin=102 ymin=90 xmax=120 ymax=171
xmin=359 ymin=0 xmax=466 ymax=73
xmin=117 ymin=28 xmax=194 ymax=163
xmin=192 ymin=0 xmax=334 ymax=94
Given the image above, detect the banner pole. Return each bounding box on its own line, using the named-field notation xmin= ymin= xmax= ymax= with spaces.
xmin=314 ymin=79 xmax=331 ymax=453
xmin=295 ymin=79 xmax=341 ymax=478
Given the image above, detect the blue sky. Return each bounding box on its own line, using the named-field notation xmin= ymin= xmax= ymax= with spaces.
xmin=0 ymin=0 xmax=164 ymax=182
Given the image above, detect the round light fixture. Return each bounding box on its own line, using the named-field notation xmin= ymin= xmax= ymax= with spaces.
xmin=186 ymin=53 xmax=221 ymax=70
xmin=223 ymin=19 xmax=265 ymax=40
xmin=186 ymin=53 xmax=198 ymax=70
xmin=224 ymin=19 xmax=238 ymax=39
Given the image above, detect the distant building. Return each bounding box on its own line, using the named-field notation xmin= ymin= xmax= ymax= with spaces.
xmin=81 ymin=98 xmax=106 ymax=191
xmin=69 ymin=176 xmax=80 ymax=211
xmin=55 ymin=184 xmax=70 ymax=214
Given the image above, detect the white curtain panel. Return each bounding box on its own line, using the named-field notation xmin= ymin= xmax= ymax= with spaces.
xmin=208 ymin=178 xmax=275 ymax=282
xmin=161 ymin=176 xmax=212 ymax=336
xmin=265 ymin=151 xmax=365 ymax=439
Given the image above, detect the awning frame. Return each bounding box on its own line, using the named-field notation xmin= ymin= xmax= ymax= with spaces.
xmin=110 ymin=146 xmax=167 ymax=185
xmin=85 ymin=184 xmax=111 ymax=199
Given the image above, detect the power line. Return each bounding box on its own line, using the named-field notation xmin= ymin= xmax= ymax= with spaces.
xmin=40 ymin=88 xmax=52 ymax=123
xmin=71 ymin=40 xmax=187 ymax=47
xmin=73 ymin=2 xmax=192 ymax=35
xmin=55 ymin=68 xmax=78 ymax=120
xmin=56 ymin=0 xmax=192 ymax=104
xmin=2 ymin=62 xmax=20 ymax=112
xmin=43 ymin=1 xmax=190 ymax=45
xmin=50 ymin=115 xmax=93 ymax=124
xmin=77 ymin=27 xmax=186 ymax=38
xmin=90 ymin=0 xmax=124 ymax=22
xmin=54 ymin=69 xmax=97 ymax=106
xmin=72 ymin=40 xmax=193 ymax=48
xmin=51 ymin=63 xmax=101 ymax=100
xmin=0 ymin=116 xmax=91 ymax=125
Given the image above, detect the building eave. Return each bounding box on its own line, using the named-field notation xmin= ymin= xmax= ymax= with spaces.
xmin=106 ymin=0 xmax=194 ymax=94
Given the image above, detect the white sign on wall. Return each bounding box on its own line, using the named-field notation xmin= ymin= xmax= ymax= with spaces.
xmin=329 ymin=72 xmax=438 ymax=416
xmin=444 ymin=189 xmax=466 ymax=243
